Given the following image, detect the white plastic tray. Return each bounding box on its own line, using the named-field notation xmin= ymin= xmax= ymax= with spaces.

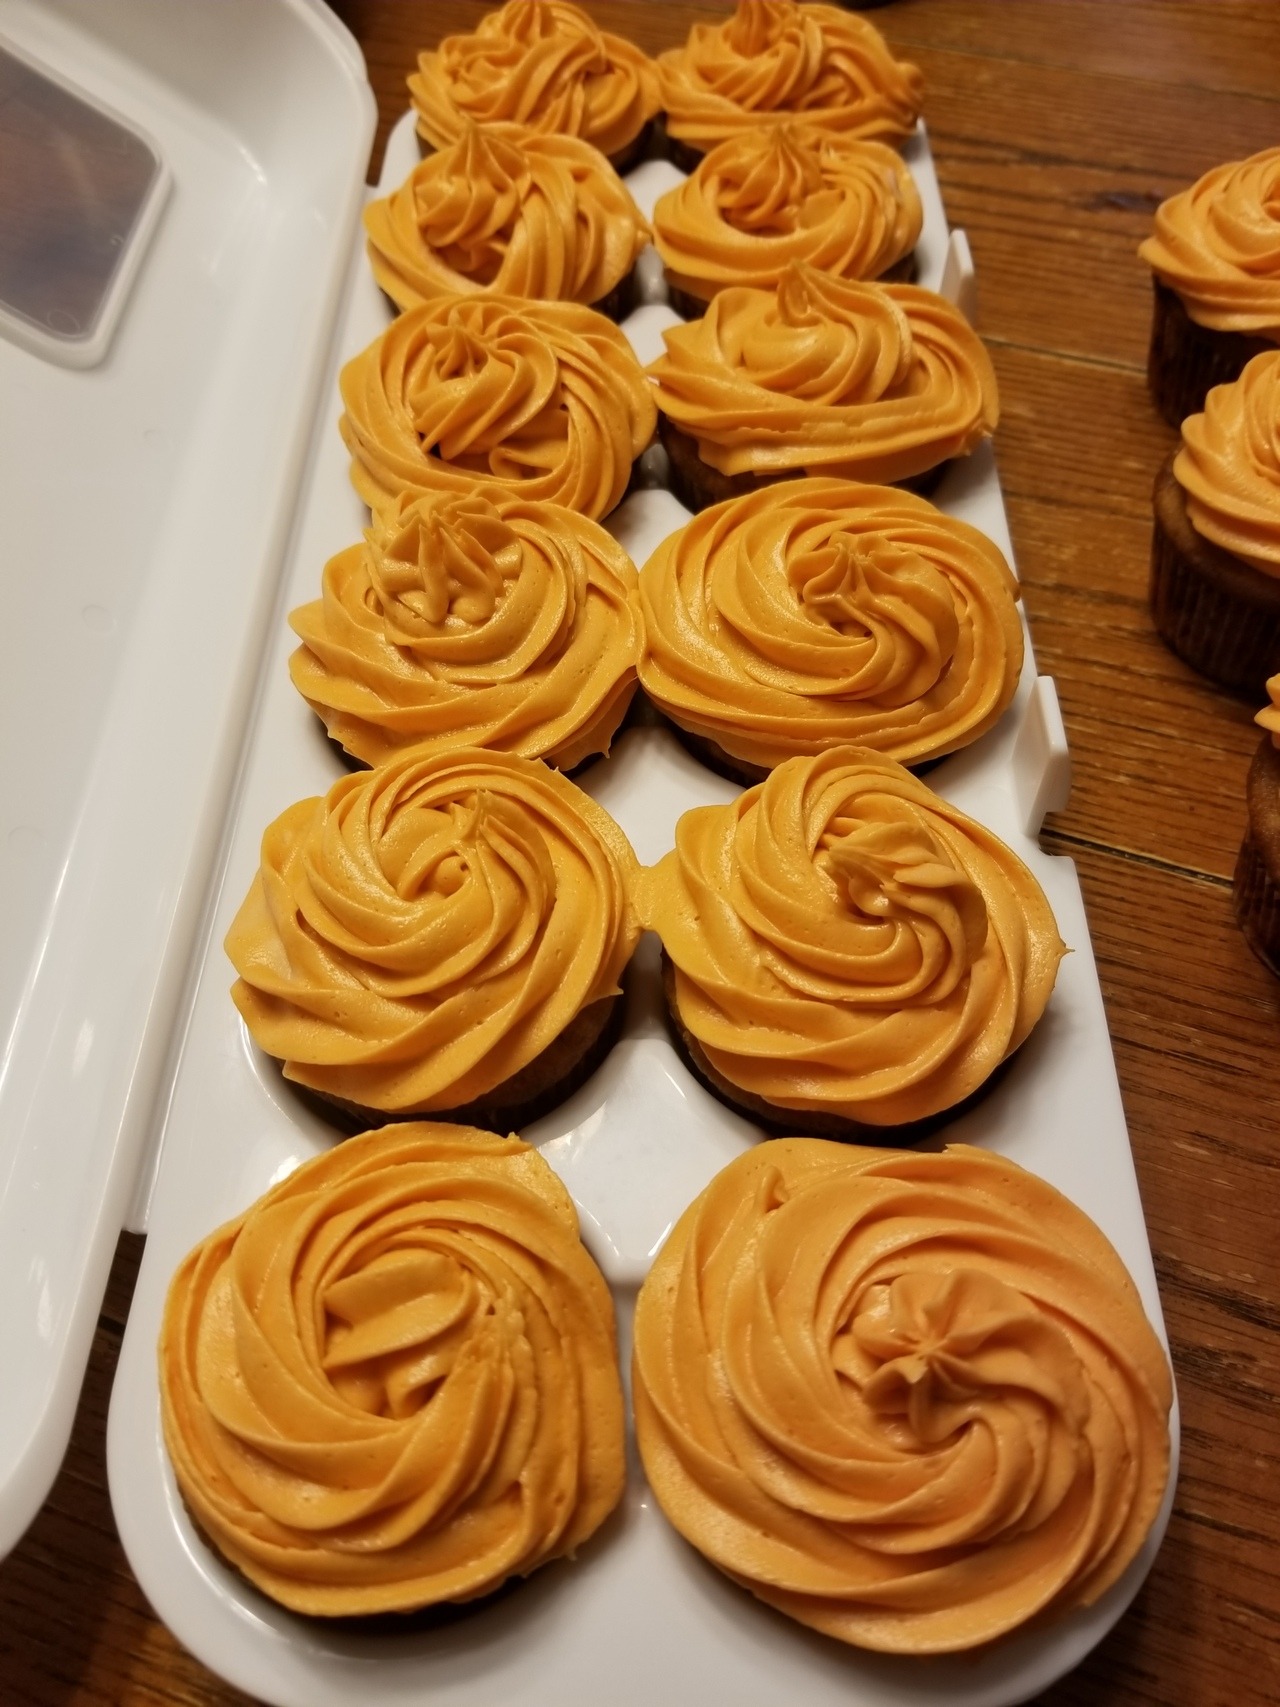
xmin=106 ymin=103 xmax=1178 ymax=1707
xmin=0 ymin=0 xmax=374 ymax=1556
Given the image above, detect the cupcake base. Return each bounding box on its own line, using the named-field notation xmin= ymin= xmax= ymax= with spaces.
xmin=1234 ymin=737 xmax=1280 ymax=978
xmin=660 ymin=951 xmax=1009 ymax=1143
xmin=297 ymin=992 xmax=625 ymax=1136
xmin=1147 ymin=278 xmax=1274 ymax=429
xmin=1150 ymin=452 xmax=1280 ymax=696
xmin=659 ymin=415 xmax=947 ymax=513
xmin=652 ymin=114 xmax=705 ymax=175
xmin=661 ymin=714 xmax=945 ymax=787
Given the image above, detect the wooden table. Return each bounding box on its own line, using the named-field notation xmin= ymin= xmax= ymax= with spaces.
xmin=3 ymin=3 xmax=1278 ymax=1702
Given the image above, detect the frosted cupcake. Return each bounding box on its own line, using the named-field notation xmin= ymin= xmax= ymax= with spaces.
xmin=289 ymin=490 xmax=642 ymax=771
xmin=652 ymin=123 xmax=922 ymax=318
xmin=657 ymin=0 xmax=923 ymax=170
xmin=633 ymin=1140 xmax=1172 ymax=1652
xmin=639 ymin=747 xmax=1064 ymax=1139
xmin=1150 ymin=350 xmax=1280 ymax=695
xmin=339 ymin=292 xmax=656 ymax=523
xmin=1140 ymin=146 xmax=1280 ymax=427
xmin=650 ymin=263 xmax=998 ymax=510
xmin=227 ymin=749 xmax=642 ymax=1129
xmin=161 ymin=1124 xmax=625 ymax=1616
xmin=409 ymin=0 xmax=661 ymax=173
xmin=638 ymin=479 xmax=1023 ymax=783
xmin=364 ymin=122 xmax=649 ymax=319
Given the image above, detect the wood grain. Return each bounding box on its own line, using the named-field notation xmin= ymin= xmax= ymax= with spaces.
xmin=2 ymin=4 xmax=1279 ymax=1705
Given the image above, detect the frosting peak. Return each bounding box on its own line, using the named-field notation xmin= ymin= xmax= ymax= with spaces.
xmin=226 ymin=748 xmax=642 ymax=1114
xmin=632 ymin=1140 xmax=1172 ymax=1652
xmin=638 ymin=748 xmax=1063 ymax=1125
xmin=658 ymin=0 xmax=924 ymax=150
xmin=364 ymin=121 xmax=650 ymax=313
xmin=410 ymin=0 xmax=660 ymax=163
xmin=649 ymin=266 xmax=997 ymax=484
xmin=339 ymin=293 xmax=655 ymax=521
xmin=290 ymin=491 xmax=641 ymax=769
xmin=160 ymin=1125 xmax=625 ymax=1616
xmin=637 ymin=479 xmax=1022 ymax=771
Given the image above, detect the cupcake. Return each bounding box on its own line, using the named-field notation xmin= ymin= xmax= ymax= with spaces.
xmin=160 ymin=1123 xmax=625 ymax=1616
xmin=409 ymin=0 xmax=661 ymax=173
xmin=638 ymin=747 xmax=1065 ymax=1139
xmin=632 ymin=1139 xmax=1173 ymax=1653
xmin=1139 ymin=146 xmax=1280 ymax=428
xmin=338 ymin=292 xmax=656 ymax=523
xmin=650 ymin=263 xmax=999 ymax=511
xmin=363 ymin=121 xmax=650 ymax=320
xmin=1234 ymin=675 xmax=1280 ymax=977
xmin=651 ymin=123 xmax=922 ymax=319
xmin=638 ymin=479 xmax=1024 ymax=784
xmin=1149 ymin=350 xmax=1280 ymax=695
xmin=657 ymin=0 xmax=923 ymax=170
xmin=289 ymin=490 xmax=642 ymax=771
xmin=226 ymin=749 xmax=642 ymax=1129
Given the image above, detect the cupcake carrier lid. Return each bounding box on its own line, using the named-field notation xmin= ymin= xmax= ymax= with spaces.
xmin=0 ymin=8 xmax=1178 ymax=1704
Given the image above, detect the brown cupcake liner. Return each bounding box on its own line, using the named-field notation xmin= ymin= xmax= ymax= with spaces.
xmin=660 ymin=949 xmax=1013 ymax=1145
xmin=292 ymin=991 xmax=626 ymax=1137
xmin=1234 ymin=737 xmax=1280 ymax=979
xmin=1146 ymin=278 xmax=1273 ymax=430
xmin=651 ymin=113 xmax=705 ymax=175
xmin=1149 ymin=453 xmax=1280 ymax=697
xmin=658 ymin=713 xmax=945 ymax=790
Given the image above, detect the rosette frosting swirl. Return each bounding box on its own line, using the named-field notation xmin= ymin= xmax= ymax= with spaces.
xmin=289 ymin=491 xmax=642 ymax=769
xmin=1173 ymin=350 xmax=1280 ymax=574
xmin=649 ymin=264 xmax=998 ymax=484
xmin=160 ymin=1124 xmax=625 ymax=1616
xmin=638 ymin=748 xmax=1064 ymax=1125
xmin=1139 ymin=146 xmax=1280 ymax=335
xmin=227 ymin=750 xmax=642 ymax=1113
xmin=409 ymin=0 xmax=660 ymax=163
xmin=364 ymin=122 xmax=649 ymax=314
xmin=633 ymin=1139 xmax=1172 ymax=1653
xmin=658 ymin=0 xmax=924 ymax=151
xmin=339 ymin=293 xmax=656 ymax=521
xmin=653 ymin=123 xmax=922 ymax=304
xmin=638 ymin=479 xmax=1023 ymax=770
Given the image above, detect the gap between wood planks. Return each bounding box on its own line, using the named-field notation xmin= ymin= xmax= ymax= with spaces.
xmin=1041 ymin=825 xmax=1231 ymax=887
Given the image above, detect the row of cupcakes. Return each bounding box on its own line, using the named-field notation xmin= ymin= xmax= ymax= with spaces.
xmin=150 ymin=0 xmax=1173 ymax=1676
xmin=1139 ymin=146 xmax=1280 ymax=976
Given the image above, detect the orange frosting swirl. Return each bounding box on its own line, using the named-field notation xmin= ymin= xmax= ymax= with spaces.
xmin=289 ymin=491 xmax=642 ymax=770
xmin=653 ymin=123 xmax=922 ymax=305
xmin=649 ymin=264 xmax=998 ymax=484
xmin=409 ymin=0 xmax=660 ymax=163
xmin=1173 ymin=350 xmax=1280 ymax=575
xmin=638 ymin=479 xmax=1023 ymax=770
xmin=658 ymin=0 xmax=923 ymax=151
xmin=1139 ymin=146 xmax=1280 ymax=335
xmin=364 ymin=122 xmax=649 ymax=314
xmin=638 ymin=748 xmax=1064 ymax=1125
xmin=1256 ymin=673 xmax=1280 ymax=746
xmin=160 ymin=1124 xmax=625 ymax=1616
xmin=633 ymin=1139 xmax=1172 ymax=1653
xmin=226 ymin=750 xmax=642 ymax=1114
xmin=338 ymin=293 xmax=656 ymax=522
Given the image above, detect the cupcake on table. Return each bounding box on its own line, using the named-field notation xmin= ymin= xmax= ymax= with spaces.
xmin=1235 ymin=674 xmax=1280 ymax=978
xmin=1140 ymin=145 xmax=1280 ymax=428
xmin=1150 ymin=350 xmax=1280 ymax=695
